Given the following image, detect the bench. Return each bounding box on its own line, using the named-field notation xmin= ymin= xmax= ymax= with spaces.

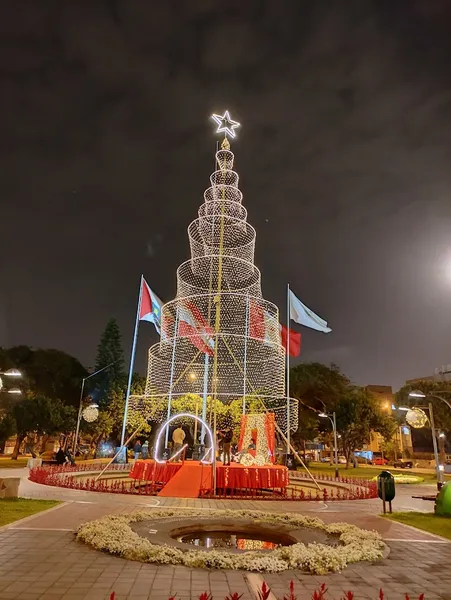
xmin=0 ymin=477 xmax=20 ymax=499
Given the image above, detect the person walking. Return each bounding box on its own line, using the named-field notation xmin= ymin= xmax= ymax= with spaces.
xmin=172 ymin=426 xmax=186 ymax=461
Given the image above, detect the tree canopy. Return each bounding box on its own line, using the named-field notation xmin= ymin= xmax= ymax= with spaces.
xmin=93 ymin=318 xmax=126 ymax=407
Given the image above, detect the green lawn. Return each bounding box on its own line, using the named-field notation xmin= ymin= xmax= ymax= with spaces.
xmin=0 ymin=457 xmax=29 ymax=469
xmin=0 ymin=498 xmax=60 ymax=527
xmin=386 ymin=512 xmax=451 ymax=540
xmin=304 ymin=462 xmax=441 ymax=483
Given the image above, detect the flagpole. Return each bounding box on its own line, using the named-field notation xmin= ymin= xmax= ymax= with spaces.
xmin=121 ymin=275 xmax=144 ymax=448
xmin=286 ymin=283 xmax=290 ymax=454
xmin=242 ymin=294 xmax=249 ymax=415
xmin=165 ymin=307 xmax=180 ymax=447
xmin=201 ymin=353 xmax=209 ymax=445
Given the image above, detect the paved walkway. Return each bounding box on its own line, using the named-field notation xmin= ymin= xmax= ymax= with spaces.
xmin=1 ymin=468 xmax=450 ymax=600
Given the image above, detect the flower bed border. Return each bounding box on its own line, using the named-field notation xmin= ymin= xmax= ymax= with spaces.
xmin=77 ymin=508 xmax=386 ymax=575
xmin=29 ymin=465 xmax=377 ymax=501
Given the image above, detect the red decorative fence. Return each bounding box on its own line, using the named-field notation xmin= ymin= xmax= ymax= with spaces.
xmin=29 ymin=465 xmax=377 ymax=500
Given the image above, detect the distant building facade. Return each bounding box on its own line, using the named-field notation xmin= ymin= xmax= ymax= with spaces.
xmin=365 ymin=384 xmax=413 ymax=457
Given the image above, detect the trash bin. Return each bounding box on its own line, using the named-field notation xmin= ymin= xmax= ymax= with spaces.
xmin=435 ymin=481 xmax=451 ymax=516
xmin=377 ymin=470 xmax=395 ymax=502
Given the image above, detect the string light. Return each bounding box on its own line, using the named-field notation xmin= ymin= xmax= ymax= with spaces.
xmin=154 ymin=413 xmax=214 ymax=464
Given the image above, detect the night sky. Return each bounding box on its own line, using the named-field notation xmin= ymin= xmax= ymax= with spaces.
xmin=2 ymin=1 xmax=451 ymax=390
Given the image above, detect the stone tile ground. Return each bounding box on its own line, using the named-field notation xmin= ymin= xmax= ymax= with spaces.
xmin=0 ymin=469 xmax=450 ymax=599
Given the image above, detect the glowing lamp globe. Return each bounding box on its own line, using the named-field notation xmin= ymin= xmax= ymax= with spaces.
xmin=405 ymin=408 xmax=428 ymax=429
xmin=82 ymin=405 xmax=99 ymax=423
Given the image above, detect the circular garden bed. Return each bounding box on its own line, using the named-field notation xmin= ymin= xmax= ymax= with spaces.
xmin=77 ymin=508 xmax=386 ymax=574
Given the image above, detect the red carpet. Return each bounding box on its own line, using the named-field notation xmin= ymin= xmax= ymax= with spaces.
xmin=157 ymin=461 xmax=213 ymax=498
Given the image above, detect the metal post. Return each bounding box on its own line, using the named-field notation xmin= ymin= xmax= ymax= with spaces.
xmin=381 ymin=478 xmax=386 ymax=514
xmin=165 ymin=308 xmax=180 ymax=447
xmin=286 ymin=283 xmax=291 ymax=453
xmin=201 ymin=353 xmax=209 ymax=445
xmin=332 ymin=412 xmax=339 ymax=479
xmin=242 ymin=294 xmax=249 ymax=415
xmin=194 ymin=401 xmax=199 ymax=443
xmin=121 ymin=275 xmax=144 ymax=447
xmin=429 ymin=402 xmax=442 ymax=490
xmin=73 ymin=378 xmax=86 ymax=454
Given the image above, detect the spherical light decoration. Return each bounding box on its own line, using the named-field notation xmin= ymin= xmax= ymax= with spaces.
xmin=406 ymin=408 xmax=428 ymax=429
xmin=82 ymin=405 xmax=99 ymax=423
xmin=254 ymin=454 xmax=266 ymax=467
xmin=240 ymin=453 xmax=255 ymax=467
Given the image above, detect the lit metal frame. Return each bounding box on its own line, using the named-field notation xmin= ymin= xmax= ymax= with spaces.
xmin=154 ymin=412 xmax=214 ymax=465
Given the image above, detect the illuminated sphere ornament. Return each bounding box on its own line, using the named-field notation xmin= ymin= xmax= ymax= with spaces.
xmin=405 ymin=408 xmax=428 ymax=429
xmin=254 ymin=454 xmax=266 ymax=467
xmin=82 ymin=405 xmax=99 ymax=423
xmin=240 ymin=453 xmax=255 ymax=467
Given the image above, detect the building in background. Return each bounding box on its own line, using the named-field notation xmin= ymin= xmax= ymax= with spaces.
xmin=365 ymin=385 xmax=413 ymax=458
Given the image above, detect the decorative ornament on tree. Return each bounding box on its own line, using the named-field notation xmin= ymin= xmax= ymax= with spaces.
xmin=82 ymin=405 xmax=99 ymax=423
xmin=254 ymin=454 xmax=266 ymax=467
xmin=240 ymin=453 xmax=255 ymax=467
xmin=211 ymin=110 xmax=240 ymax=138
xmin=405 ymin=408 xmax=428 ymax=429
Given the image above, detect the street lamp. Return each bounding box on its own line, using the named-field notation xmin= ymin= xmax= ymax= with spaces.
xmin=407 ymin=390 xmax=448 ymax=490
xmin=73 ymin=361 xmax=118 ymax=455
xmin=0 ymin=368 xmax=23 ymax=394
xmin=319 ymin=412 xmax=339 ymax=478
xmin=1 ymin=368 xmax=22 ymax=377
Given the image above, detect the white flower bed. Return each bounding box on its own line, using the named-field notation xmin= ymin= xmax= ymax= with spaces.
xmin=77 ymin=508 xmax=385 ymax=575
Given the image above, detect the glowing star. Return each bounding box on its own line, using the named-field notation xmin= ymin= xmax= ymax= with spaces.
xmin=211 ymin=111 xmax=240 ymax=138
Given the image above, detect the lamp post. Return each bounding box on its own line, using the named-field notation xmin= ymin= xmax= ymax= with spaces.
xmin=73 ymin=361 xmax=118 ymax=455
xmin=0 ymin=368 xmax=23 ymax=395
xmin=406 ymin=390 xmax=451 ymax=490
xmin=319 ymin=412 xmax=339 ymax=478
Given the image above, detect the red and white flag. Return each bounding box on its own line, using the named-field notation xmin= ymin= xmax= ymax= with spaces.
xmin=178 ymin=301 xmax=215 ymax=356
xmin=249 ymin=299 xmax=301 ymax=357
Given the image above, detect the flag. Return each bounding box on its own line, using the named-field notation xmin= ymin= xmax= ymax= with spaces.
xmin=248 ymin=300 xmax=278 ymax=343
xmin=178 ymin=301 xmax=215 ymax=356
xmin=139 ymin=278 xmax=163 ymax=334
xmin=249 ymin=300 xmax=301 ymax=356
xmin=289 ymin=289 xmax=331 ymax=333
xmin=279 ymin=324 xmax=301 ymax=357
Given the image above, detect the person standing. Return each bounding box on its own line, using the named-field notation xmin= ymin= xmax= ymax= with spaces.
xmin=222 ymin=428 xmax=233 ymax=466
xmin=142 ymin=440 xmax=149 ymax=460
xmin=172 ymin=426 xmax=186 ymax=461
xmin=133 ymin=440 xmax=142 ymax=461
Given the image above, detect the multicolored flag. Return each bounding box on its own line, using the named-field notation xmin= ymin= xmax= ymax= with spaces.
xmin=139 ymin=278 xmax=163 ymax=334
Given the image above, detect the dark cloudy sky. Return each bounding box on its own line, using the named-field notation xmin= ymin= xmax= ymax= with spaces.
xmin=2 ymin=1 xmax=451 ymax=390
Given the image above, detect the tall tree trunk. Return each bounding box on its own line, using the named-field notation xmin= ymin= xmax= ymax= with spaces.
xmin=11 ymin=434 xmax=25 ymax=459
xmin=40 ymin=434 xmax=49 ymax=453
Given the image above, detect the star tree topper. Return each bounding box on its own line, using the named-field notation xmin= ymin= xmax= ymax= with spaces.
xmin=211 ymin=110 xmax=240 ymax=139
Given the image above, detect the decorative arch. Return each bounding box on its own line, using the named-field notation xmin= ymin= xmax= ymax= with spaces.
xmin=154 ymin=412 xmax=214 ymax=464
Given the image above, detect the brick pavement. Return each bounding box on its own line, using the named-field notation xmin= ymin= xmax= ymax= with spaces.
xmin=1 ymin=468 xmax=450 ymax=599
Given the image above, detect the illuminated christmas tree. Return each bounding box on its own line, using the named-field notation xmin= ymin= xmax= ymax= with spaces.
xmin=131 ymin=112 xmax=297 ymax=448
